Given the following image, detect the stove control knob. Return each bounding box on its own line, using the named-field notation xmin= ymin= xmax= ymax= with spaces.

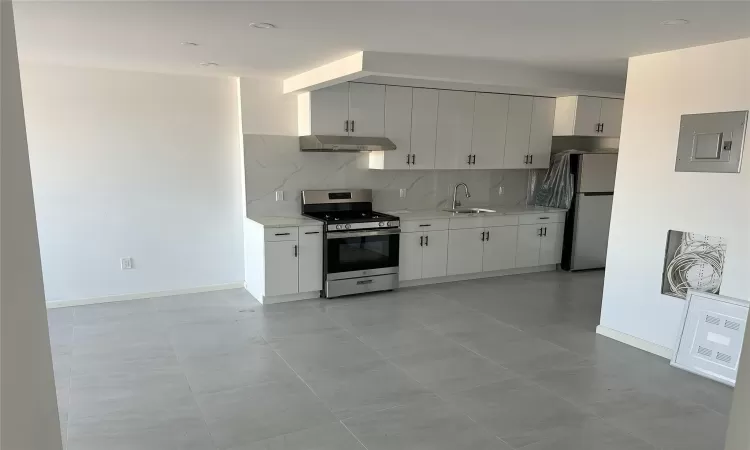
xmin=345 ymin=224 xmax=351 ymax=230
xmin=336 ymin=224 xmax=343 ymax=230
xmin=378 ymin=221 xmax=385 ymax=227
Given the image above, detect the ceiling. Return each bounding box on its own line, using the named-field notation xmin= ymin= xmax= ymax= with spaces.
xmin=13 ymin=1 xmax=750 ymax=81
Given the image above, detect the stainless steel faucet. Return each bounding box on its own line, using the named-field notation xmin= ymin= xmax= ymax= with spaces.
xmin=452 ymin=183 xmax=471 ymax=209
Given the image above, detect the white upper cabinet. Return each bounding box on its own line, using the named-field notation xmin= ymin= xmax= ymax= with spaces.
xmin=527 ymin=97 xmax=556 ymax=169
xmin=471 ymin=93 xmax=509 ymax=169
xmin=435 ymin=90 xmax=476 ymax=169
xmin=348 ymin=83 xmax=385 ymax=137
xmin=307 ymin=83 xmax=350 ymax=135
xmin=503 ymin=95 xmax=534 ymax=169
xmin=371 ymin=85 xmax=413 ymax=170
xmin=300 ymin=82 xmax=385 ymax=136
xmin=410 ymin=88 xmax=439 ymax=170
xmin=598 ymin=98 xmax=624 ymax=138
xmin=553 ymin=95 xmax=624 ymax=137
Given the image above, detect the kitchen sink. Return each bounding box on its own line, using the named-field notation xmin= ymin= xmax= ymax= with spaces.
xmin=443 ymin=208 xmax=496 ymax=214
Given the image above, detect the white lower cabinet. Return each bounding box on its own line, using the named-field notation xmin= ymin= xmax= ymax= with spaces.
xmin=447 ymin=228 xmax=485 ymax=276
xmin=400 ymin=230 xmax=449 ymax=281
xmin=298 ymin=226 xmax=323 ymax=292
xmin=539 ymin=222 xmax=565 ymax=266
xmin=265 ymin=240 xmax=299 ymax=296
xmin=481 ymin=226 xmax=519 ymax=272
xmin=516 ymin=223 xmax=564 ymax=268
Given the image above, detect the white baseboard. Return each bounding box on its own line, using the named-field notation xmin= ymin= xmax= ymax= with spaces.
xmin=400 ymin=265 xmax=557 ymax=288
xmin=596 ymin=325 xmax=673 ymax=359
xmin=260 ymin=291 xmax=321 ymax=305
xmin=46 ymin=282 xmax=245 ymax=309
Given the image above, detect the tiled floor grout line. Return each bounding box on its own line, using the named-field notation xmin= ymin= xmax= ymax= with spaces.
xmin=339 ymin=420 xmax=371 ymax=450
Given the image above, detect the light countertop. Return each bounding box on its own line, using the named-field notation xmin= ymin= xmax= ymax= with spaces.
xmin=385 ymin=205 xmax=568 ymax=221
xmin=246 ymin=215 xmax=322 ymax=228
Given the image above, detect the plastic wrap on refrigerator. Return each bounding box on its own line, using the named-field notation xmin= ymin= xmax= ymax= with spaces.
xmin=535 ymin=151 xmax=575 ymax=209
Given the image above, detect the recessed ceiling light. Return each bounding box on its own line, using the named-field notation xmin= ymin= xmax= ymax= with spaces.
xmin=181 ymin=42 xmax=199 ymax=47
xmin=250 ymin=22 xmax=276 ymax=29
xmin=199 ymin=62 xmax=219 ymax=67
xmin=661 ymin=19 xmax=690 ymax=26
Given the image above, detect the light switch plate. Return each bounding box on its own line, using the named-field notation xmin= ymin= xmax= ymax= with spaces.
xmin=675 ymin=110 xmax=747 ymax=173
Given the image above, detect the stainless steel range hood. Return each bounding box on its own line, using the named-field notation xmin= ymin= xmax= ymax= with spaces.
xmin=299 ymin=135 xmax=397 ymax=152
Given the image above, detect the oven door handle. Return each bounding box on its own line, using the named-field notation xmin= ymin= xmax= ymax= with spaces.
xmin=326 ymin=229 xmax=401 ymax=239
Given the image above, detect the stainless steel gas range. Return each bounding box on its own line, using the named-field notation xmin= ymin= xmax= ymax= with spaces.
xmin=301 ymin=189 xmax=400 ymax=298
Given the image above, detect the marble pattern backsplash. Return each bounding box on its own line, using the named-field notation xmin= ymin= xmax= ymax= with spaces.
xmin=244 ymin=134 xmax=530 ymax=217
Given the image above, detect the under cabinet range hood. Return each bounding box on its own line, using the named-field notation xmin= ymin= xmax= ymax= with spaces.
xmin=299 ymin=135 xmax=396 ymax=152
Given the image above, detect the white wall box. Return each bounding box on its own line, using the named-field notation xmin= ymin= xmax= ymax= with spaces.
xmin=553 ymin=96 xmax=624 ymax=137
xmin=246 ymin=222 xmax=323 ymax=304
xmin=675 ymin=110 xmax=747 ymax=173
xmin=435 ymin=90 xmax=476 ymax=169
xmin=672 ymin=290 xmax=749 ymax=386
xmin=299 ymin=82 xmax=385 ymax=136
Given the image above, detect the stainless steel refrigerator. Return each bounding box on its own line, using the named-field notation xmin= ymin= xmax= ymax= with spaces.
xmin=561 ymin=152 xmax=618 ymax=271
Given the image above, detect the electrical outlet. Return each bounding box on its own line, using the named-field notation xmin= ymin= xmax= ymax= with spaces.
xmin=120 ymin=257 xmax=133 ymax=270
xmin=399 ymin=188 xmax=407 ymax=198
xmin=275 ymin=190 xmax=284 ymax=201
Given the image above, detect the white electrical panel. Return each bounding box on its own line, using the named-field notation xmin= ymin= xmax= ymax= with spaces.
xmin=675 ymin=110 xmax=747 ymax=173
xmin=672 ymin=290 xmax=748 ymax=386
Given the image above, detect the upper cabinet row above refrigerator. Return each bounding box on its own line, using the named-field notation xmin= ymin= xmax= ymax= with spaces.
xmin=552 ymin=95 xmax=624 ymax=138
xmin=298 ymin=83 xmax=386 ymax=137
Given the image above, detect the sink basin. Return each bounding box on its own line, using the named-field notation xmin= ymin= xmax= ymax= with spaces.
xmin=443 ymin=208 xmax=496 ymax=214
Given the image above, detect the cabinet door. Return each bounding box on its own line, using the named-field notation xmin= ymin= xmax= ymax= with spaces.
xmin=527 ymin=97 xmax=556 ymax=169
xmin=515 ymin=224 xmax=542 ymax=268
xmin=482 ymin=226 xmax=518 ymax=272
xmin=399 ymin=232 xmax=424 ymax=281
xmin=573 ymin=96 xmax=602 ymax=137
xmin=410 ymin=88 xmax=439 ymax=170
xmin=265 ymin=241 xmax=299 ymax=296
xmin=447 ymin=228 xmax=484 ymax=275
xmin=503 ymin=95 xmax=534 ymax=169
xmin=298 ymin=227 xmax=323 ymax=293
xmin=435 ymin=90 xmax=475 ymax=169
xmin=310 ymin=84 xmax=350 ymax=135
xmin=422 ymin=230 xmax=449 ymax=279
xmin=471 ymin=93 xmax=509 ymax=169
xmin=539 ymin=222 xmax=565 ymax=266
xmin=382 ymin=85 xmax=413 ymax=169
xmin=599 ymin=98 xmax=623 ymax=137
xmin=349 ymin=83 xmax=385 ymax=137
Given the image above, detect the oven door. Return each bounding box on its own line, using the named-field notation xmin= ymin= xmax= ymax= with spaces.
xmin=325 ymin=229 xmax=400 ymax=280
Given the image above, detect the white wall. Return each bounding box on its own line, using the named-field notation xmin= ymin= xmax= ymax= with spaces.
xmin=239 ymin=77 xmax=298 ymax=136
xmin=0 ymin=2 xmax=62 ymax=448
xmin=21 ymin=65 xmax=245 ymax=304
xmin=600 ymin=38 xmax=750 ymax=350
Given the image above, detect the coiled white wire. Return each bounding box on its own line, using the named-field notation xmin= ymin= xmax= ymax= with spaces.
xmin=666 ymin=233 xmax=725 ymax=299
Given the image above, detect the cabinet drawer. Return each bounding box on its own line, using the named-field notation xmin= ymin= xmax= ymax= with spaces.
xmin=481 ymin=215 xmax=519 ymax=228
xmin=518 ymin=212 xmax=566 ymax=225
xmin=264 ymin=227 xmax=299 ymax=242
xmin=401 ymin=219 xmax=449 ymax=233
xmin=448 ymin=217 xmax=484 ymax=230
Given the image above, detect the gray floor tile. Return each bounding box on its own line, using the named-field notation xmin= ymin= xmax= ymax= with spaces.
xmin=442 ymin=378 xmax=593 ymax=448
xmin=353 ymin=323 xmax=463 ymax=358
xmin=48 ymin=307 xmax=75 ymax=329
xmin=196 ymin=379 xmax=336 ymax=448
xmin=529 ymin=364 xmax=638 ymax=407
xmin=232 ymin=422 xmax=365 ymax=450
xmin=343 ymin=399 xmax=513 ymax=450
xmin=388 ymin=345 xmax=516 ymax=394
xmin=302 ymin=359 xmax=435 ymax=419
xmin=515 ymin=415 xmax=655 ymax=450
xmin=169 ymin=319 xmax=266 ymax=359
xmin=73 ymin=299 xmax=156 ymax=326
xmin=180 ymin=345 xmax=298 ymax=394
xmin=244 ymin=309 xmax=342 ymax=340
xmin=268 ymin=329 xmax=383 ymax=379
xmin=589 ymin=391 xmax=728 ymax=450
